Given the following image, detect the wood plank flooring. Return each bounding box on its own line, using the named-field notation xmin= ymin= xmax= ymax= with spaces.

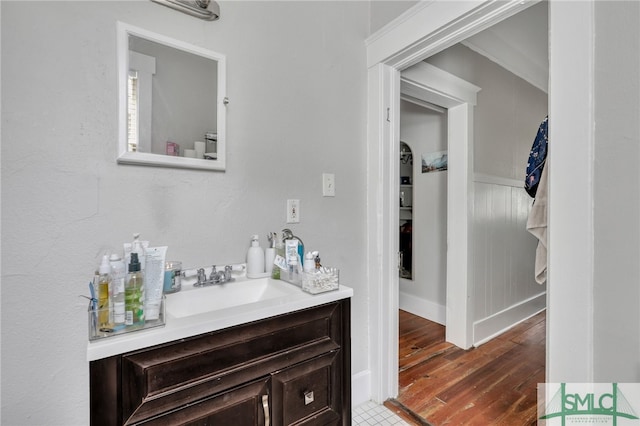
xmin=384 ymin=310 xmax=545 ymax=426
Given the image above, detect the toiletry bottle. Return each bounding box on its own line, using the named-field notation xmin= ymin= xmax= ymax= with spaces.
xmin=97 ymin=255 xmax=112 ymax=328
xmin=246 ymin=235 xmax=265 ymax=278
xmin=271 ymin=234 xmax=285 ymax=280
xmin=125 ymin=252 xmax=145 ymax=328
xmin=109 ymin=253 xmax=126 ymax=325
xmin=304 ymin=252 xmax=315 ymax=273
xmin=282 ymin=228 xmax=304 ymax=265
xmin=265 ymin=232 xmax=276 ymax=275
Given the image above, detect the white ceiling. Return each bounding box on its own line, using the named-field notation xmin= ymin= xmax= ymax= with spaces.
xmin=462 ymin=1 xmax=548 ymax=93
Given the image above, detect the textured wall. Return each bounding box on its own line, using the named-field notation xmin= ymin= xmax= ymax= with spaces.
xmin=1 ymin=1 xmax=369 ymax=423
xmin=369 ymin=0 xmax=419 ymax=34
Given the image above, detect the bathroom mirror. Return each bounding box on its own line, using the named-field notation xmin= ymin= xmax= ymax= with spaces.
xmin=117 ymin=22 xmax=226 ymax=171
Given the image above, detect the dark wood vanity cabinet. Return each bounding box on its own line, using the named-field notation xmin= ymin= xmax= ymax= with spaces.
xmin=90 ymin=299 xmax=351 ymax=426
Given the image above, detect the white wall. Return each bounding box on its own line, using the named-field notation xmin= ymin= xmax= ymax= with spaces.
xmin=1 ymin=1 xmax=369 ymax=423
xmin=399 ymin=100 xmax=447 ymax=322
xmin=369 ymin=1 xmax=419 ymax=34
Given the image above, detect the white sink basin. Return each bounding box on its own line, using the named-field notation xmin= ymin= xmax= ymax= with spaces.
xmin=165 ymin=278 xmax=299 ymax=318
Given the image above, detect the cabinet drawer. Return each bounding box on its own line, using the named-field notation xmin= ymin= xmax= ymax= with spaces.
xmin=271 ymin=351 xmax=342 ymax=425
xmin=137 ymin=377 xmax=269 ymax=426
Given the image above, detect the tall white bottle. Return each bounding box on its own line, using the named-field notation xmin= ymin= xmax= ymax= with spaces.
xmin=246 ymin=235 xmax=265 ymax=278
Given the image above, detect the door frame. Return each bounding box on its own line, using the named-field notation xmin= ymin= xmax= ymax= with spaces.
xmin=365 ymin=0 xmax=538 ymax=403
xmin=400 ymin=62 xmax=480 ymax=337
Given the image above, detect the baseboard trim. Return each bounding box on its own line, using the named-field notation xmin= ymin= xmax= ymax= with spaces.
xmin=351 ymin=370 xmax=371 ymax=407
xmin=473 ymin=292 xmax=546 ymax=346
xmin=399 ymin=291 xmax=446 ymax=325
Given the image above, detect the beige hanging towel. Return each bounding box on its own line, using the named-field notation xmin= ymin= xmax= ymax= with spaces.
xmin=526 ymin=155 xmax=548 ymax=284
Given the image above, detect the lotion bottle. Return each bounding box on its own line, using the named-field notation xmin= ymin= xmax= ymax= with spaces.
xmin=246 ymin=235 xmax=265 ymax=278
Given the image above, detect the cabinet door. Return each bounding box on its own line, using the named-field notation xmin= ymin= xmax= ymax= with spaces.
xmin=137 ymin=377 xmax=270 ymax=426
xmin=271 ymin=351 xmax=342 ymax=426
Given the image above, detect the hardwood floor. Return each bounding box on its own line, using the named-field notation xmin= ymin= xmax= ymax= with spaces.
xmin=384 ymin=310 xmax=545 ymax=426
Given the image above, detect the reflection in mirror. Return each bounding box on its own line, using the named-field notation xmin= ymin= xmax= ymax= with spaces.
xmin=117 ymin=22 xmax=226 ymax=171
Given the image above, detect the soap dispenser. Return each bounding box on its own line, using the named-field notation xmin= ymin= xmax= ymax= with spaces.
xmin=247 ymin=235 xmax=265 ymax=278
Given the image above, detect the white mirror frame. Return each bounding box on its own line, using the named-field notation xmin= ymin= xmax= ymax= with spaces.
xmin=117 ymin=22 xmax=227 ymax=171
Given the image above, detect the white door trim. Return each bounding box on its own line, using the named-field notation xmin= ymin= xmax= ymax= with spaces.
xmin=400 ymin=64 xmax=480 ymax=350
xmin=365 ymin=0 xmax=539 ymax=403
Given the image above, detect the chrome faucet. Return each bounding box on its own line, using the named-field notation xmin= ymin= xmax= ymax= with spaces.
xmin=194 ymin=265 xmax=234 ymax=287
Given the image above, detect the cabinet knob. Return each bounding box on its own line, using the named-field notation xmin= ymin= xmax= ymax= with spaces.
xmin=304 ymin=390 xmax=314 ymax=405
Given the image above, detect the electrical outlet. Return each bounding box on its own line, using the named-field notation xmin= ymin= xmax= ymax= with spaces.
xmin=322 ymin=173 xmax=335 ymax=197
xmin=287 ymin=199 xmax=300 ymax=223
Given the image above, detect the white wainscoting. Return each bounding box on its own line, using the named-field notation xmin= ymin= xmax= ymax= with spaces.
xmin=472 ymin=174 xmax=546 ymax=345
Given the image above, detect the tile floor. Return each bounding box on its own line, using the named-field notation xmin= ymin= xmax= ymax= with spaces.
xmin=352 ymin=401 xmax=412 ymax=426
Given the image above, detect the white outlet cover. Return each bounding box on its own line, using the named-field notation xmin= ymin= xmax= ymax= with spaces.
xmin=287 ymin=199 xmax=300 ymax=223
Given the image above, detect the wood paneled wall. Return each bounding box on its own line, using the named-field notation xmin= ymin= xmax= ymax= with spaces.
xmin=472 ymin=177 xmax=546 ymax=343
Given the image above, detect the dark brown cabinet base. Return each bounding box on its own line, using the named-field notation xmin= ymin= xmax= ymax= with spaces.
xmin=90 ymin=299 xmax=351 ymax=426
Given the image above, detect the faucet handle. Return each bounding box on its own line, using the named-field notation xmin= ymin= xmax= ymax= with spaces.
xmin=209 ymin=265 xmax=218 ymax=281
xmin=196 ymin=268 xmax=207 ymax=286
xmin=224 ymin=265 xmax=232 ymax=281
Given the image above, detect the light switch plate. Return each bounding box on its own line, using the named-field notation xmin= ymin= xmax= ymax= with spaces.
xmin=322 ymin=173 xmax=335 ymax=197
xmin=286 ymin=199 xmax=300 ymax=223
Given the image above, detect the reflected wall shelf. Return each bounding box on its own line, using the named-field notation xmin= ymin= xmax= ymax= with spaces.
xmin=399 ymin=141 xmax=413 ymax=280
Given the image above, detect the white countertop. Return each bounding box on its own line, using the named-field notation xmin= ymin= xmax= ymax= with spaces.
xmin=87 ymin=277 xmax=353 ymax=361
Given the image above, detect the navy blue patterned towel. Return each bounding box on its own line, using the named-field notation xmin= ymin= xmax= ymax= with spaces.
xmin=525 ymin=116 xmax=548 ymax=198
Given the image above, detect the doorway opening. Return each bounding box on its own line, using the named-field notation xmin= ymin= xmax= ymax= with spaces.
xmin=398 ymin=98 xmax=448 ymax=325
xmin=365 ymin=0 xmax=549 ymax=404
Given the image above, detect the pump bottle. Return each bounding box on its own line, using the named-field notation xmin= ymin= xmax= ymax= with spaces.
xmin=246 ymin=235 xmax=265 ymax=278
xmin=125 ymin=252 xmax=145 ymax=328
